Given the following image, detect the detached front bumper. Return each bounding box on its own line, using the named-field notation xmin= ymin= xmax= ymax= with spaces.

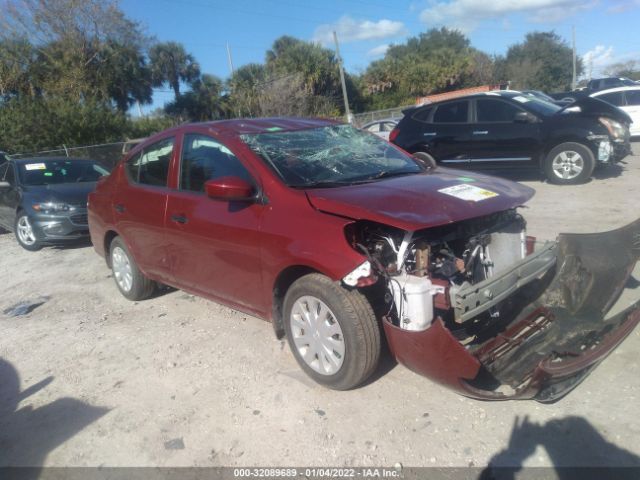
xmin=383 ymin=218 xmax=640 ymax=401
xmin=30 ymin=209 xmax=90 ymax=242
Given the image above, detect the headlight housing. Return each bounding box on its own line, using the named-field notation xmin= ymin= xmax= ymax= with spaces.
xmin=32 ymin=202 xmax=73 ymax=214
xmin=599 ymin=117 xmax=627 ymax=142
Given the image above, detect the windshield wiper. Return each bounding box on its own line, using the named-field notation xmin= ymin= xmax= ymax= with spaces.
xmin=290 ymin=180 xmax=354 ymax=189
xmin=357 ymin=169 xmax=419 ymax=182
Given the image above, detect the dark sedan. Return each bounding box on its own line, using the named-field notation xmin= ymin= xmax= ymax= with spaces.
xmin=391 ymin=90 xmax=632 ymax=184
xmin=0 ymin=157 xmax=109 ymax=250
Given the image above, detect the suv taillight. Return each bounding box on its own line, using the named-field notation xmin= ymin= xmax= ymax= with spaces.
xmin=389 ymin=127 xmax=400 ymax=143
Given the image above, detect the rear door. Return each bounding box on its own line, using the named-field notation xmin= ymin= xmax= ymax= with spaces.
xmin=164 ymin=132 xmax=264 ymax=310
xmin=0 ymin=163 xmax=13 ymax=228
xmin=466 ymin=97 xmax=540 ymax=168
xmin=623 ymin=89 xmax=640 ymax=135
xmin=113 ymin=136 xmax=176 ymax=282
xmin=426 ymin=99 xmax=473 ymax=165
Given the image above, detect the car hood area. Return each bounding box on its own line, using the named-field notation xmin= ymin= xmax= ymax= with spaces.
xmin=559 ymin=95 xmax=633 ymax=124
xmin=304 ymin=168 xmax=535 ymax=231
xmin=23 ymin=182 xmax=96 ymax=206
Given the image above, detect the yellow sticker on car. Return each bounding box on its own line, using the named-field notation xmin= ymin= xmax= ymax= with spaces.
xmin=438 ymin=184 xmax=499 ymax=202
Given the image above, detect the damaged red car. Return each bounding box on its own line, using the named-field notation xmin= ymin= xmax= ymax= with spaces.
xmin=88 ymin=118 xmax=640 ymax=402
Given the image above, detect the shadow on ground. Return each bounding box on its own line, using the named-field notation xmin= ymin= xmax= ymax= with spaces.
xmin=0 ymin=358 xmax=109 ymax=475
xmin=480 ymin=415 xmax=640 ymax=480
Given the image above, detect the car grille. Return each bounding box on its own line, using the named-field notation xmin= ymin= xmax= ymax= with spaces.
xmin=70 ymin=213 xmax=88 ymax=226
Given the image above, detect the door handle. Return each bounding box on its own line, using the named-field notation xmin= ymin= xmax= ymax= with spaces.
xmin=114 ymin=204 xmax=125 ymax=213
xmin=473 ymin=130 xmax=489 ymax=135
xmin=170 ymin=214 xmax=188 ymax=224
xmin=423 ymin=132 xmax=437 ymax=136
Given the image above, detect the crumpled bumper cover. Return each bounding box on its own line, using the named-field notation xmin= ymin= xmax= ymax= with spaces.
xmin=383 ymin=218 xmax=640 ymax=401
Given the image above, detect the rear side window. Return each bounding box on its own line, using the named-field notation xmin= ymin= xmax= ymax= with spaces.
xmin=412 ymin=107 xmax=433 ymax=123
xmin=433 ymin=101 xmax=469 ymax=123
xmin=625 ymin=90 xmax=640 ymax=106
xmin=4 ymin=163 xmax=14 ymax=184
xmin=126 ymin=138 xmax=174 ymax=186
xmin=180 ymin=134 xmax=252 ymax=192
xmin=598 ymin=91 xmax=624 ymax=106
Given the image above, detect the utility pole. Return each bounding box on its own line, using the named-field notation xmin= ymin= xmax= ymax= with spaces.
xmin=226 ymin=42 xmax=235 ymax=75
xmin=333 ymin=31 xmax=351 ymax=123
xmin=571 ymin=25 xmax=577 ymax=90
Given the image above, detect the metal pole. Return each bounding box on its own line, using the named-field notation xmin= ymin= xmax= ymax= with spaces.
xmin=333 ymin=31 xmax=351 ymax=123
xmin=226 ymin=42 xmax=235 ymax=75
xmin=571 ymin=26 xmax=577 ymax=90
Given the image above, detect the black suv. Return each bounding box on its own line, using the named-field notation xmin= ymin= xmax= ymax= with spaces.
xmin=390 ymin=91 xmax=632 ymax=184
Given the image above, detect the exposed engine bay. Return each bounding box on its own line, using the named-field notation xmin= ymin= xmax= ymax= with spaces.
xmin=345 ymin=209 xmax=533 ymax=341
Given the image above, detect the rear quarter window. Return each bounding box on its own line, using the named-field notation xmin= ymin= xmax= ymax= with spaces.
xmin=411 ymin=107 xmax=433 ymax=123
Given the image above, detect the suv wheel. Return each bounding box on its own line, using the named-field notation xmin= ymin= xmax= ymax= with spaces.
xmin=15 ymin=214 xmax=42 ymax=251
xmin=283 ymin=273 xmax=381 ymax=390
xmin=544 ymin=142 xmax=595 ymax=185
xmin=109 ymin=237 xmax=155 ymax=300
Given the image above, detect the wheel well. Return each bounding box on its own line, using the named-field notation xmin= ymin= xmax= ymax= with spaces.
xmin=103 ymin=230 xmax=119 ymax=267
xmin=271 ymin=265 xmax=319 ymax=339
xmin=544 ymin=137 xmax=596 ymax=160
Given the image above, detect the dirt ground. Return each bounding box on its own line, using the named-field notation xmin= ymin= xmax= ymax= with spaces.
xmin=1 ymin=144 xmax=639 ymax=470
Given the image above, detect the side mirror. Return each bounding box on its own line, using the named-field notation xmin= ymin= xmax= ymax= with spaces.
xmin=205 ymin=176 xmax=255 ymax=201
xmin=514 ymin=111 xmax=537 ymax=124
xmin=0 ymin=181 xmax=10 ymax=188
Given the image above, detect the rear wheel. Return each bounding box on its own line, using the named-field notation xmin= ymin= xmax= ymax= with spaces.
xmin=109 ymin=237 xmax=155 ymax=301
xmin=15 ymin=214 xmax=42 ymax=251
xmin=283 ymin=273 xmax=381 ymax=390
xmin=544 ymin=142 xmax=595 ymax=185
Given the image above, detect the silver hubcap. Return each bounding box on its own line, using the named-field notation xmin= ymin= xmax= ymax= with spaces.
xmin=112 ymin=246 xmax=133 ymax=292
xmin=17 ymin=216 xmax=37 ymax=245
xmin=552 ymin=150 xmax=584 ymax=180
xmin=290 ymin=296 xmax=345 ymax=375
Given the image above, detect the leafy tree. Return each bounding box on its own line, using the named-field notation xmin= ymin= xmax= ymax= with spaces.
xmin=362 ymin=28 xmax=477 ymax=109
xmin=603 ymin=60 xmax=640 ymax=80
xmin=502 ymin=31 xmax=581 ymax=91
xmin=149 ymin=41 xmax=200 ymax=100
xmin=165 ymin=74 xmax=230 ymax=121
xmin=228 ymin=63 xmax=267 ymax=117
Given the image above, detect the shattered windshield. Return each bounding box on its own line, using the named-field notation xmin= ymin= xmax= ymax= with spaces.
xmin=241 ymin=124 xmax=423 ymax=188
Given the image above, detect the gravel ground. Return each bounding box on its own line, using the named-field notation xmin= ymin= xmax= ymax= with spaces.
xmin=1 ymin=144 xmax=639 ymax=470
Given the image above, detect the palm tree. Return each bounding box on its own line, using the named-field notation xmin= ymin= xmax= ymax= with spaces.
xmin=149 ymin=41 xmax=200 ymax=100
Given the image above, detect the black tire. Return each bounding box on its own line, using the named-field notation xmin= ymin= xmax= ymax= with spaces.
xmin=283 ymin=273 xmax=381 ymax=390
xmin=14 ymin=213 xmax=42 ymax=251
xmin=413 ymin=151 xmax=437 ymax=169
xmin=109 ymin=236 xmax=155 ymax=301
xmin=544 ymin=142 xmax=595 ymax=185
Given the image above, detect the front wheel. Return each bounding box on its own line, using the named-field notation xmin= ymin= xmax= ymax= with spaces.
xmin=15 ymin=214 xmax=42 ymax=251
xmin=109 ymin=237 xmax=155 ymax=301
xmin=283 ymin=274 xmax=381 ymax=390
xmin=544 ymin=142 xmax=595 ymax=185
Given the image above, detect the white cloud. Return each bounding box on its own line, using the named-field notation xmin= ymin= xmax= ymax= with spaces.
xmin=582 ymin=45 xmax=640 ymax=77
xmin=313 ymin=16 xmax=406 ymax=45
xmin=367 ymin=44 xmax=390 ymax=57
xmin=419 ymin=0 xmax=597 ymax=30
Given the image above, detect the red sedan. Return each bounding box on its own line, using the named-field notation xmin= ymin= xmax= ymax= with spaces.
xmin=88 ymin=118 xmax=640 ymax=401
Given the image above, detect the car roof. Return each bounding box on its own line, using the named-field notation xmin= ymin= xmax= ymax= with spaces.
xmin=177 ymin=117 xmax=340 ymax=137
xmin=591 ymin=85 xmax=640 ymax=95
xmin=411 ymin=90 xmax=527 ymax=109
xmin=362 ymin=118 xmax=399 ymax=127
xmin=10 ymin=157 xmax=95 ymax=164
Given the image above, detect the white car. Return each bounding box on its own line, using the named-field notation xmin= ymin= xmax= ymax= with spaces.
xmin=591 ymin=86 xmax=640 ymax=136
xmin=361 ymin=118 xmax=399 ymax=141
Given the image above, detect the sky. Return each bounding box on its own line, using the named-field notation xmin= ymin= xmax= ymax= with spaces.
xmin=119 ymin=0 xmax=640 ymax=111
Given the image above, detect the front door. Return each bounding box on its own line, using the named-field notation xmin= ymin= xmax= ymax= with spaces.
xmin=165 ymin=133 xmax=264 ymax=310
xmin=466 ymin=97 xmax=540 ymax=169
xmin=0 ymin=163 xmax=19 ymax=230
xmin=113 ymin=136 xmax=175 ymax=281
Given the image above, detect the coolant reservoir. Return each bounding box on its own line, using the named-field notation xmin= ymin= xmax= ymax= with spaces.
xmin=390 ymin=273 xmax=435 ymax=331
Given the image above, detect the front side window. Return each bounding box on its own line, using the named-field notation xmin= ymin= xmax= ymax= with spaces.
xmin=598 ymin=91 xmax=624 ymax=106
xmin=433 ymin=101 xmax=469 ymax=123
xmin=625 ymin=90 xmax=640 ymax=106
xmin=476 ymin=99 xmax=523 ymax=122
xmin=241 ymin=124 xmax=423 ymax=188
xmin=126 ymin=137 xmax=174 ymax=186
xmin=180 ymin=134 xmax=252 ymax=192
